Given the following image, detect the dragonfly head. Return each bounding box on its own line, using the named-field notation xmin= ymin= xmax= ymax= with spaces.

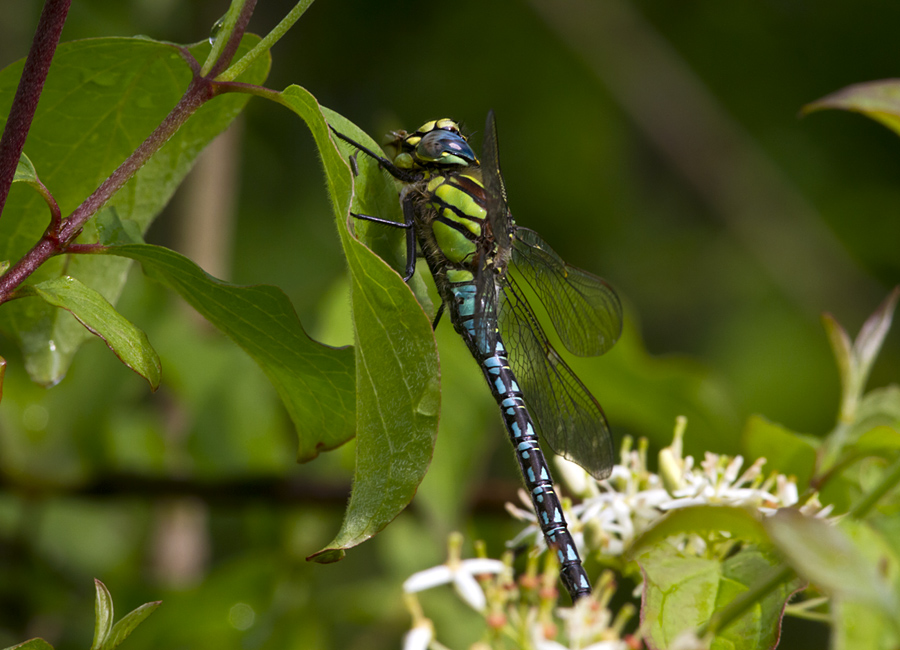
xmin=391 ymin=119 xmax=479 ymax=170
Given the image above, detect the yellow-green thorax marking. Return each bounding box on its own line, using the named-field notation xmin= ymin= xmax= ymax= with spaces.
xmin=386 ymin=119 xmax=497 ymax=292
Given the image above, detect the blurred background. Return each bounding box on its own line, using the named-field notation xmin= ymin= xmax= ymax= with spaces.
xmin=0 ymin=0 xmax=898 ymax=648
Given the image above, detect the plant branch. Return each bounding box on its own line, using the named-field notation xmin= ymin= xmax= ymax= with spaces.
xmin=0 ymin=471 xmax=520 ymax=512
xmin=0 ymin=0 xmax=297 ymax=305
xmin=58 ymin=74 xmax=211 ymax=243
xmin=3 ymin=471 xmax=352 ymax=505
xmin=0 ymin=0 xmax=71 ymax=219
xmin=0 ymin=48 xmax=212 ymax=304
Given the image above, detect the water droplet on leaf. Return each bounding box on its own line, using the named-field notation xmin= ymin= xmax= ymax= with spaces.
xmin=416 ymin=376 xmax=440 ymax=418
xmin=209 ymin=14 xmax=226 ymax=45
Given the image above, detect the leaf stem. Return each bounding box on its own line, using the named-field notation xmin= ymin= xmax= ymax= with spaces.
xmin=30 ymin=174 xmax=62 ymax=234
xmin=217 ymin=0 xmax=316 ymax=82
xmin=0 ymin=0 xmax=71 ymax=219
xmin=206 ymin=0 xmax=259 ymax=79
xmin=65 ymin=243 xmax=107 ymax=255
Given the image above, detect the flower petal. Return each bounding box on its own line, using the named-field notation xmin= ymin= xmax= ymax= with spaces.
xmin=402 ymin=624 xmax=433 ymax=650
xmin=460 ymin=558 xmax=506 ymax=576
xmin=453 ymin=570 xmax=487 ymax=611
xmin=403 ymin=565 xmax=453 ymax=593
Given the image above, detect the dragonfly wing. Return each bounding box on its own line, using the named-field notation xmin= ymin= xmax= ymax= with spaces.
xmin=511 ymin=227 xmax=623 ymax=358
xmin=472 ymin=110 xmax=513 ymax=355
xmin=499 ymin=274 xmax=615 ymax=480
xmin=481 ymin=110 xmax=512 ymax=244
xmin=472 ymin=260 xmax=501 ymax=356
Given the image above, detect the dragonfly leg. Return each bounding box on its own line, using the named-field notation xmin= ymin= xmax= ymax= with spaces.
xmin=350 ymin=205 xmax=417 ymax=282
xmin=350 ymin=212 xmax=409 ymax=229
xmin=399 ymin=200 xmax=418 ymax=281
xmin=431 ymin=302 xmax=445 ymax=330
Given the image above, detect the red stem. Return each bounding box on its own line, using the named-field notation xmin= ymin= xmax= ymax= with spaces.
xmin=0 ymin=69 xmax=211 ymax=302
xmin=0 ymin=1 xmax=262 ymax=305
xmin=58 ymin=72 xmax=210 ymax=244
xmin=0 ymin=0 xmax=71 ymax=218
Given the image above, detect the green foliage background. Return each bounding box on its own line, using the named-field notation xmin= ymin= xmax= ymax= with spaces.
xmin=0 ymin=1 xmax=898 ymax=648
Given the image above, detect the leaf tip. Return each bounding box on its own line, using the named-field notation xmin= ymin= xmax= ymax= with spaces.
xmin=306 ymin=548 xmax=346 ymax=564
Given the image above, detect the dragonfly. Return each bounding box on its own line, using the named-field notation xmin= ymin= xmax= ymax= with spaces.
xmin=331 ymin=112 xmax=623 ymax=601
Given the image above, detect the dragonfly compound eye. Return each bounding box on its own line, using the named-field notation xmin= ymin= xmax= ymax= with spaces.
xmin=415 ymin=130 xmax=478 ymax=167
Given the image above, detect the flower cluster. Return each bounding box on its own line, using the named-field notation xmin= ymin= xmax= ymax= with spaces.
xmin=401 ymin=419 xmax=830 ymax=649
xmin=402 ymin=534 xmax=637 ymax=650
xmin=508 ymin=417 xmax=829 ymax=560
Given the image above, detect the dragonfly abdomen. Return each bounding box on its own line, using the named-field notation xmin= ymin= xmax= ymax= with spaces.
xmin=446 ymin=280 xmax=592 ymax=600
xmin=480 ymin=347 xmax=592 ymax=600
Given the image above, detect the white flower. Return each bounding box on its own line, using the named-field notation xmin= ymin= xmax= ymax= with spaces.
xmin=402 ymin=622 xmax=433 ymax=650
xmin=530 ymin=628 xmax=569 ymax=650
xmin=530 ymin=590 xmax=632 ymax=650
xmin=512 ymin=422 xmax=833 ymax=564
xmin=403 ymin=557 xmax=505 ymax=611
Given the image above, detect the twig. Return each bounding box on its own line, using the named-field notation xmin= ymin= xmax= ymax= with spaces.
xmin=0 ymin=0 xmax=71 ymax=218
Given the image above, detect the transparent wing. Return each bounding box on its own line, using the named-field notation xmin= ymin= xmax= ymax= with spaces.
xmin=511 ymin=227 xmax=622 ymax=358
xmin=499 ymin=274 xmax=615 ymax=480
xmin=481 ymin=110 xmax=512 ymax=245
xmin=472 ymin=110 xmax=513 ymax=355
xmin=472 ymin=264 xmax=500 ymax=356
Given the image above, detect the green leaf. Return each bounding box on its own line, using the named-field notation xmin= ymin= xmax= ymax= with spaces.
xmin=101 ymin=242 xmax=356 ymax=461
xmin=24 ymin=275 xmax=161 ymax=390
xmin=852 ymin=386 xmax=900 ymax=436
xmin=823 ymin=287 xmax=900 ymax=424
xmin=275 ymin=86 xmax=440 ymax=559
xmin=855 ymin=425 xmax=900 ymax=456
xmin=2 ymin=641 xmax=54 ymax=650
xmin=12 ymin=152 xmax=38 ymax=185
xmin=321 ymin=112 xmax=417 ymax=285
xmin=741 ymin=415 xmax=817 ymax=489
xmin=804 ymin=79 xmax=900 ymax=137
xmin=631 ymin=505 xmax=769 ymax=555
xmin=830 ymin=519 xmax=900 ymax=649
xmin=0 ymin=35 xmax=270 ymax=385
xmin=319 ymin=110 xmax=435 ymax=315
xmin=104 ymin=600 xmax=162 ymax=650
xmin=638 ymin=545 xmax=795 ymax=650
xmin=10 ymin=152 xmax=57 ymax=221
xmin=822 ymin=390 xmax=900 ymax=496
xmin=86 ymin=578 xmax=160 ymax=650
xmin=833 ymin=599 xmax=900 ymax=650
xmin=765 ymin=509 xmax=900 ymax=618
xmin=95 ymin=207 xmax=145 ymax=247
xmin=91 ymin=579 xmax=114 ymax=650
